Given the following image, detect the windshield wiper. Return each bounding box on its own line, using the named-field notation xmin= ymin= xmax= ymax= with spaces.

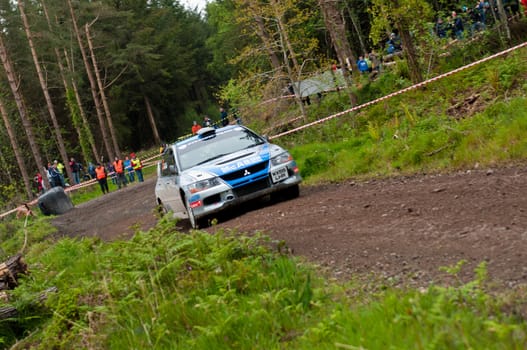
xmin=195 ymin=153 xmax=229 ymax=166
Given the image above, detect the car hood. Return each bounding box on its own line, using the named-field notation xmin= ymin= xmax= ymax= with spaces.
xmin=180 ymin=143 xmax=285 ymax=184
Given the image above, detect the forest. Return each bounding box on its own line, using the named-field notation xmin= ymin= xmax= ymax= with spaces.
xmin=0 ymin=0 xmax=525 ymax=206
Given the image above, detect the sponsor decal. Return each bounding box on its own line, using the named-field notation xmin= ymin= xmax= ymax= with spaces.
xmin=219 ymin=155 xmax=264 ymax=173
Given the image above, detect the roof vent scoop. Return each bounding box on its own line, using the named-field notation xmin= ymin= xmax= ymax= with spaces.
xmin=197 ymin=127 xmax=216 ymax=139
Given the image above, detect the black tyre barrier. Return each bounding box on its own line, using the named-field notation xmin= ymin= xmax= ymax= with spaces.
xmin=38 ymin=187 xmax=74 ymax=216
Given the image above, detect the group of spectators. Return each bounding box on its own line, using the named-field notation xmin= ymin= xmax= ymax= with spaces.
xmin=434 ymin=0 xmax=524 ymax=40
xmin=190 ymin=107 xmax=242 ymax=135
xmin=94 ymin=153 xmax=145 ymax=194
xmin=34 ymin=153 xmax=144 ymax=195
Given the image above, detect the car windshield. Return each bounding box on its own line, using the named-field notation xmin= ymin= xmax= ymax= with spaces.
xmin=177 ymin=127 xmax=265 ymax=171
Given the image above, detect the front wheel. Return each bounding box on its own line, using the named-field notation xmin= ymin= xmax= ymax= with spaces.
xmin=188 ymin=207 xmax=198 ymax=229
xmin=271 ymin=184 xmax=300 ymax=202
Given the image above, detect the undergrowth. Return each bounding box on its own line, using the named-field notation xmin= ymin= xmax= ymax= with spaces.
xmin=1 ymin=217 xmax=526 ymax=349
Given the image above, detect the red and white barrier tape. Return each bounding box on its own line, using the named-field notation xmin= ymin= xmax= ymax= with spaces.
xmin=3 ymin=42 xmax=526 ymax=219
xmin=0 ymin=153 xmax=162 ymax=219
xmin=269 ymin=41 xmax=527 ymax=140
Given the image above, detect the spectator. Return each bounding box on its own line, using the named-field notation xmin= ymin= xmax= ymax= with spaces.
xmin=435 ymin=17 xmax=448 ymax=38
xmin=69 ymin=157 xmax=81 ymax=185
xmin=113 ymin=156 xmax=127 ymax=189
xmin=451 ymin=11 xmax=464 ymax=39
xmin=386 ymin=32 xmax=402 ymax=54
xmin=95 ymin=162 xmax=109 ymax=194
xmin=220 ymin=107 xmax=229 ymax=127
xmin=33 ymin=172 xmax=43 ymax=195
xmin=124 ymin=156 xmax=135 ymax=183
xmin=467 ymin=7 xmax=484 ymax=35
xmin=88 ymin=162 xmax=96 ymax=180
xmin=368 ymin=52 xmax=381 ymax=79
xmin=191 ymin=120 xmax=202 ymax=134
xmin=203 ymin=116 xmax=212 ymax=127
xmin=54 ymin=160 xmax=66 ymax=187
xmin=357 ymin=56 xmax=369 ymax=74
xmin=131 ymin=153 xmax=144 ymax=183
xmin=364 ymin=54 xmax=373 ymax=73
xmin=48 ymin=162 xmax=62 ymax=188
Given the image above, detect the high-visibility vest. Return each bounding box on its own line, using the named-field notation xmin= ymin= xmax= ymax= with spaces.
xmin=95 ymin=166 xmax=106 ymax=180
xmin=131 ymin=158 xmax=142 ymax=170
xmin=113 ymin=160 xmax=124 ymax=173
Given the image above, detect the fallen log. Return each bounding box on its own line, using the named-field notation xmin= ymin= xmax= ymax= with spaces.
xmin=0 ymin=286 xmax=58 ymax=320
xmin=0 ymin=254 xmax=28 ymax=290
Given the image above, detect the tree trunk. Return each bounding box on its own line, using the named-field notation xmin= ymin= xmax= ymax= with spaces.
xmin=63 ymin=48 xmax=101 ymax=163
xmin=319 ymin=0 xmax=357 ymax=107
xmin=345 ymin=3 xmax=368 ymax=58
xmin=269 ymin=0 xmax=307 ymax=120
xmin=41 ymin=0 xmax=98 ymax=165
xmin=495 ymin=0 xmax=511 ymax=42
xmin=0 ymin=97 xmax=32 ymax=198
xmin=254 ymin=16 xmax=282 ymax=72
xmin=18 ymin=0 xmax=74 ymax=184
xmin=398 ymin=26 xmax=423 ymax=83
xmin=144 ymin=95 xmax=161 ymax=145
xmin=0 ymin=286 xmax=58 ymax=321
xmin=0 ymin=33 xmax=50 ymax=189
xmin=85 ymin=22 xmax=121 ymax=157
xmin=67 ymin=0 xmax=114 ymax=162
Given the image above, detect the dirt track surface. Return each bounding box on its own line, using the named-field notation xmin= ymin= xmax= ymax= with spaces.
xmin=52 ymin=166 xmax=527 ymax=288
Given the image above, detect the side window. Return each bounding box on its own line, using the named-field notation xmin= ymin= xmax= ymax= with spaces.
xmin=161 ymin=149 xmax=177 ymax=177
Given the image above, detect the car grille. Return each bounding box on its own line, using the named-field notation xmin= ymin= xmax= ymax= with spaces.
xmin=233 ymin=177 xmax=270 ymax=197
xmin=220 ymin=161 xmax=268 ymax=182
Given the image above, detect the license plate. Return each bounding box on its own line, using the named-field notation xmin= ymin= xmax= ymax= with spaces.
xmin=271 ymin=166 xmax=288 ymax=183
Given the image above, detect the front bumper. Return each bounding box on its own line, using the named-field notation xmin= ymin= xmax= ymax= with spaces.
xmin=188 ymin=166 xmax=301 ymax=220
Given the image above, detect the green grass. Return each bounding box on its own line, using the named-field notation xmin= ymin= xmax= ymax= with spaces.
xmin=1 ymin=217 xmax=526 ymax=349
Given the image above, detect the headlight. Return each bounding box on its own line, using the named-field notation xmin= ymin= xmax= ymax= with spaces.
xmin=271 ymin=152 xmax=293 ymax=166
xmin=187 ymin=177 xmax=221 ymax=193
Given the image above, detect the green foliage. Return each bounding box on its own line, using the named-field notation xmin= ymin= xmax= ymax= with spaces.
xmin=1 ymin=216 xmax=526 ymax=349
xmin=288 ymin=45 xmax=527 ymax=183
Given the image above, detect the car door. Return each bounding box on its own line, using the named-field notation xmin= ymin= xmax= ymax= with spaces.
xmin=155 ymin=147 xmax=187 ymax=218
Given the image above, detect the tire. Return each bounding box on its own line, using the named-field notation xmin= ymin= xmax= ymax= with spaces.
xmin=37 ymin=187 xmax=74 ymax=216
xmin=188 ymin=207 xmax=198 ymax=229
xmin=271 ymin=184 xmax=300 ymax=202
xmin=284 ymin=184 xmax=300 ymax=199
xmin=156 ymin=200 xmax=168 ymax=217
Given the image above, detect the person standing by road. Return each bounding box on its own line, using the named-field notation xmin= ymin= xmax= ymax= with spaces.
xmin=191 ymin=120 xmax=201 ymax=134
xmin=124 ymin=156 xmax=135 ymax=183
xmin=48 ymin=162 xmax=62 ymax=188
xmin=69 ymin=157 xmax=81 ymax=185
xmin=54 ymin=160 xmax=66 ymax=187
xmin=112 ymin=156 xmax=128 ymax=189
xmin=131 ymin=153 xmax=144 ymax=182
xmin=95 ymin=163 xmax=109 ymax=194
xmin=220 ymin=107 xmax=229 ymax=127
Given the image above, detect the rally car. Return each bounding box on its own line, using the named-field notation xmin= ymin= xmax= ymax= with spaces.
xmin=155 ymin=125 xmax=302 ymax=228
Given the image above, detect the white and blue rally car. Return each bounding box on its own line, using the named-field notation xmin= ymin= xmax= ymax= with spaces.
xmin=155 ymin=125 xmax=302 ymax=228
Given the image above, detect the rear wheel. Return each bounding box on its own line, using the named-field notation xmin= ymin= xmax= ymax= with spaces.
xmin=156 ymin=200 xmax=168 ymax=217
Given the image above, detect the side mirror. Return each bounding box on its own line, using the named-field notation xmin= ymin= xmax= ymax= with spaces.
xmin=169 ymin=165 xmax=178 ymax=175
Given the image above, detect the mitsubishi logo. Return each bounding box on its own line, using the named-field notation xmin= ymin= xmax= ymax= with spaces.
xmin=243 ymin=169 xmax=251 ymax=176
